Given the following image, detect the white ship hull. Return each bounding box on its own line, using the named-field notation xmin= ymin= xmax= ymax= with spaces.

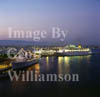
xmin=56 ymin=51 xmax=92 ymax=56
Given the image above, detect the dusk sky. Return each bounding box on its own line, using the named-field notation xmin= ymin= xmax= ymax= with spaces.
xmin=0 ymin=0 xmax=100 ymax=45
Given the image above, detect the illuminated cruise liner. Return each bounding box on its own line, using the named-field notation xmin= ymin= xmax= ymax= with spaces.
xmin=57 ymin=45 xmax=92 ymax=56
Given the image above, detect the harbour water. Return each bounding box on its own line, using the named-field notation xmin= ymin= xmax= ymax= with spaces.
xmin=0 ymin=54 xmax=100 ymax=97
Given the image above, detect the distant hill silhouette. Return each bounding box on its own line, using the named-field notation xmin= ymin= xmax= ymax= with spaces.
xmin=0 ymin=40 xmax=66 ymax=46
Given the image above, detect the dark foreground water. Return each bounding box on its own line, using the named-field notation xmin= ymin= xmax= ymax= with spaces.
xmin=0 ymin=54 xmax=100 ymax=97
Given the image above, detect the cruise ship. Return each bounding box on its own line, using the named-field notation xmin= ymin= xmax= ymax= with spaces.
xmin=57 ymin=45 xmax=92 ymax=56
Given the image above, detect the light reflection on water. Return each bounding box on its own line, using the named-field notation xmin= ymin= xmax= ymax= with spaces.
xmin=1 ymin=55 xmax=100 ymax=97
xmin=28 ymin=64 xmax=40 ymax=75
xmin=0 ymin=55 xmax=91 ymax=80
xmin=58 ymin=57 xmax=70 ymax=74
xmin=0 ymin=61 xmax=12 ymax=69
xmin=24 ymin=55 xmax=91 ymax=75
xmin=58 ymin=55 xmax=91 ymax=75
xmin=10 ymin=55 xmax=92 ymax=92
xmin=46 ymin=57 xmax=49 ymax=71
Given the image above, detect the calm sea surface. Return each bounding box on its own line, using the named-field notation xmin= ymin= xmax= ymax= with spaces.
xmin=0 ymin=54 xmax=100 ymax=97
